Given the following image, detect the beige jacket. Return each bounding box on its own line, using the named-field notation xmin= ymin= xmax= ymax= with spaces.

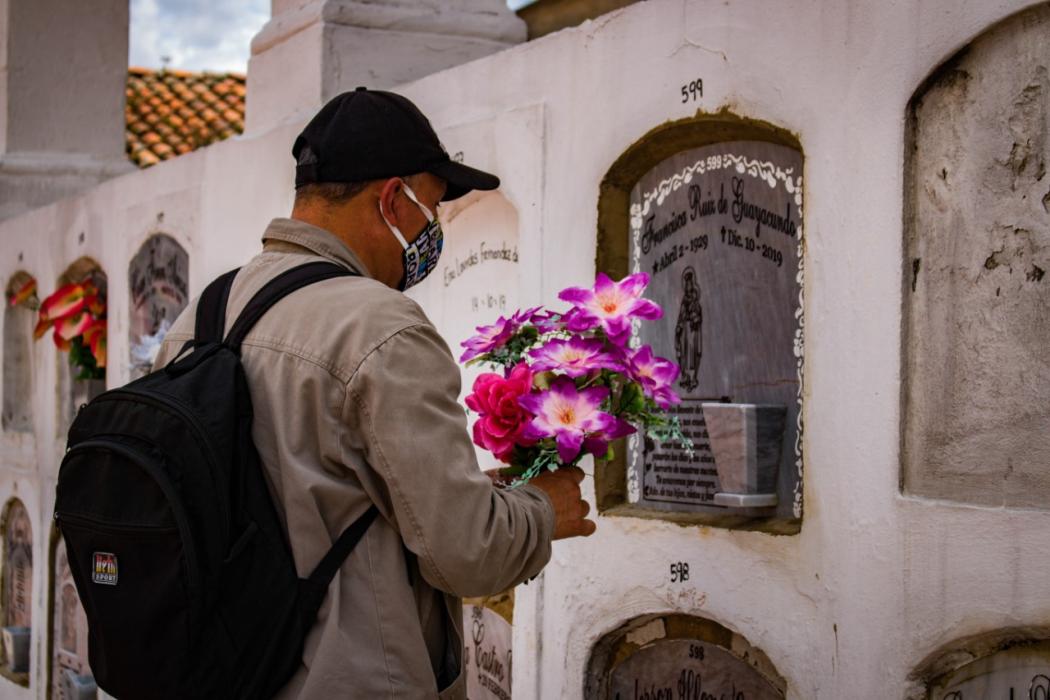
xmin=153 ymin=218 xmax=554 ymax=699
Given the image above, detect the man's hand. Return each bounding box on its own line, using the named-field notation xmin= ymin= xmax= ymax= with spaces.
xmin=528 ymin=466 xmax=596 ymax=540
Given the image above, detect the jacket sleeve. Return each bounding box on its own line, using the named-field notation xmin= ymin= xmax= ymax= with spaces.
xmin=343 ymin=322 xmax=555 ymax=598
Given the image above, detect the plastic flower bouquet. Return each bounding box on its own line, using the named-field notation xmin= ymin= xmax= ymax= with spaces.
xmin=461 ymin=272 xmax=691 ymax=486
xmin=33 ymin=277 xmax=107 ymax=379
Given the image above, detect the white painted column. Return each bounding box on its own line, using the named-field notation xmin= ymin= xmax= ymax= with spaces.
xmin=245 ymin=0 xmax=527 ymax=134
xmin=0 ymin=0 xmax=133 ymax=221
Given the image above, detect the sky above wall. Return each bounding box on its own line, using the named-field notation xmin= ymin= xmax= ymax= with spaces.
xmin=129 ymin=0 xmax=534 ymax=74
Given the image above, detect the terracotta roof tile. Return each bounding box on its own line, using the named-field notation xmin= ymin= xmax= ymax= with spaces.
xmin=126 ymin=66 xmax=245 ymax=169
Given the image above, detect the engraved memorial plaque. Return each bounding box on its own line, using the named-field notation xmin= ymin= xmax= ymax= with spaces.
xmin=52 ymin=539 xmax=92 ymax=699
xmin=407 ymin=193 xmax=520 ymax=467
xmin=463 ymin=603 xmax=513 ymax=700
xmin=4 ymin=500 xmax=32 ymax=630
xmin=929 ymin=643 xmax=1050 ymax=699
xmin=609 ymin=639 xmax=783 ymax=700
xmin=128 ymin=235 xmax=189 ymax=378
xmin=626 ymin=142 xmax=804 ymax=520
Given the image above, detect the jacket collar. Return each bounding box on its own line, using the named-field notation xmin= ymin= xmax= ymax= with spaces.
xmin=262 ymin=217 xmax=374 ymax=279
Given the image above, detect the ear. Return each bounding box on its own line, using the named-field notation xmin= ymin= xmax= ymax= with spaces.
xmin=377 ymin=177 xmax=404 ymax=224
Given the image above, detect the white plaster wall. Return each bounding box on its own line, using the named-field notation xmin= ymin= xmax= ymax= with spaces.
xmin=0 ymin=1 xmax=1048 ymax=697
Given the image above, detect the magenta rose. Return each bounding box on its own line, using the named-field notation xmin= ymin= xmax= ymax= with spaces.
xmin=464 ymin=363 xmax=536 ymax=463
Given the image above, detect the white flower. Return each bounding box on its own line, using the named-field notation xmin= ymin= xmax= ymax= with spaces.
xmin=130 ymin=319 xmax=173 ymax=367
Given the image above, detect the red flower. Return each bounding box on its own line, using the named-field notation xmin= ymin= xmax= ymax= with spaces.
xmin=464 ymin=363 xmax=536 ymax=463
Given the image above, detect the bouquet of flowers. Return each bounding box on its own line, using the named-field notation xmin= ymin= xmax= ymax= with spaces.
xmin=32 ymin=277 xmax=107 ymax=379
xmin=460 ymin=272 xmax=691 ymax=486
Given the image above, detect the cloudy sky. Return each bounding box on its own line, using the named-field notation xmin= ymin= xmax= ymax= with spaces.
xmin=130 ymin=0 xmax=532 ymax=74
xmin=130 ymin=0 xmax=269 ymax=73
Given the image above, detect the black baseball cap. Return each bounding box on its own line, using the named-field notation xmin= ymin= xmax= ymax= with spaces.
xmin=292 ymin=87 xmax=499 ymax=201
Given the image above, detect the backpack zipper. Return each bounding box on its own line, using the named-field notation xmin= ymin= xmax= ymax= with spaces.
xmin=92 ymin=389 xmax=232 ymax=547
xmin=55 ymin=511 xmax=177 ymax=534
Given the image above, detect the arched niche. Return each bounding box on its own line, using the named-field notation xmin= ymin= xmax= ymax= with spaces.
xmin=584 ymin=613 xmax=786 ymax=700
xmin=405 ymin=191 xmax=521 ymax=468
xmin=46 ymin=528 xmax=94 ymax=700
xmin=1 ymin=498 xmax=32 ymax=684
xmin=3 ymin=272 xmax=36 ymax=433
xmin=54 ymin=257 xmax=107 ymax=435
xmin=907 ymin=628 xmax=1050 ymax=699
xmin=902 ymin=2 xmax=1050 ymax=509
xmin=128 ymin=234 xmax=189 ymax=379
xmin=463 ymin=590 xmax=513 ymax=700
xmin=594 ymin=114 xmax=804 ymax=534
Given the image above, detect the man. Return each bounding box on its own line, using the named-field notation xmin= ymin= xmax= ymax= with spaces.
xmin=152 ymin=87 xmax=594 ymax=698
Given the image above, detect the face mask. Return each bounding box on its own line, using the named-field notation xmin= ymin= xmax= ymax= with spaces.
xmin=380 ymin=182 xmax=444 ymax=291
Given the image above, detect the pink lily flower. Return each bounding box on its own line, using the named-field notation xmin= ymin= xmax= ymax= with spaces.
xmin=459 ymin=306 xmax=548 ymax=362
xmin=527 ymin=336 xmax=624 ymax=378
xmin=558 ymin=272 xmax=662 ymax=346
xmin=518 ymin=378 xmax=632 ymax=463
xmin=459 ymin=315 xmax=521 ymax=362
xmin=627 ymin=346 xmax=682 ymax=409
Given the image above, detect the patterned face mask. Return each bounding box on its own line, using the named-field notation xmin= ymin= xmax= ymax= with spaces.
xmin=380 ymin=182 xmax=444 ymax=291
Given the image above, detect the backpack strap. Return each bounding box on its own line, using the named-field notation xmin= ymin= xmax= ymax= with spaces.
xmin=298 ymin=506 xmax=380 ymax=624
xmin=194 ymin=268 xmax=240 ymax=343
xmin=224 ymin=261 xmax=359 ymax=353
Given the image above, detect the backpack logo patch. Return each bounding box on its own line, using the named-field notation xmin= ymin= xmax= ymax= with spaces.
xmin=92 ymin=552 xmax=118 ymax=585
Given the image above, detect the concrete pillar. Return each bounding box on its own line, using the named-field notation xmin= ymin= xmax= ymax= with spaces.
xmin=0 ymin=0 xmax=134 ymax=220
xmin=245 ymin=0 xmax=527 ymax=134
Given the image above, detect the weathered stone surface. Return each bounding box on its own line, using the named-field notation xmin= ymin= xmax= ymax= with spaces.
xmin=902 ymin=3 xmax=1050 ymax=508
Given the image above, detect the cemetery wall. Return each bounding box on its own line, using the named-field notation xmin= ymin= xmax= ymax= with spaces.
xmin=1 ymin=0 xmax=1049 ymax=697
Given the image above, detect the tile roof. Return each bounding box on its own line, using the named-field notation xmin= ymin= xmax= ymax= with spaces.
xmin=126 ymin=67 xmax=246 ymax=169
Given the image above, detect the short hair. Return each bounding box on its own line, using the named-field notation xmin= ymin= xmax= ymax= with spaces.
xmin=293 ymin=173 xmax=425 ymax=207
xmin=294 ymin=181 xmax=371 ymax=205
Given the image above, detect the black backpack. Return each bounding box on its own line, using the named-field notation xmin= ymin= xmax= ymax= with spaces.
xmin=54 ymin=261 xmax=379 ymax=699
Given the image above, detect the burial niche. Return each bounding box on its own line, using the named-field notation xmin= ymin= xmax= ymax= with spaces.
xmin=595 ymin=116 xmax=804 ymax=532
xmin=1 ymin=498 xmax=32 ymax=682
xmin=128 ymin=234 xmax=189 ymax=379
xmin=585 ymin=614 xmax=786 ymax=700
xmin=463 ymin=591 xmax=513 ymax=700
xmin=902 ymin=3 xmax=1050 ymax=508
xmin=49 ymin=534 xmax=94 ymax=699
xmin=54 ymin=258 xmax=107 ymax=435
xmin=3 ymin=272 xmax=37 ymax=433
xmin=406 ymin=192 xmax=521 ymax=467
xmin=909 ymin=629 xmax=1050 ymax=699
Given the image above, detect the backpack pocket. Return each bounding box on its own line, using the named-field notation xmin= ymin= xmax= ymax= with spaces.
xmin=56 ymin=439 xmax=201 ymax=699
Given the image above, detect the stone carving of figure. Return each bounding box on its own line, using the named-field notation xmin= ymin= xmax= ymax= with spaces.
xmin=675 ymin=267 xmax=703 ymax=392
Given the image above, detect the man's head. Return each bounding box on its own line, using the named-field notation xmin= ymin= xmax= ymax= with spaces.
xmin=289 ymin=88 xmax=499 ymax=290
